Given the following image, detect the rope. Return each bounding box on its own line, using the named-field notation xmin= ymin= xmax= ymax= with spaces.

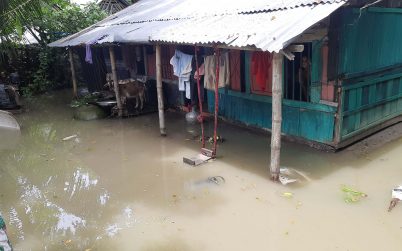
xmin=194 ymin=45 xmax=205 ymax=148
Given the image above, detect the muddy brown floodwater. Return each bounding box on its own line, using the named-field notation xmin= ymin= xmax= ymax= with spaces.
xmin=1 ymin=90 xmax=402 ymax=251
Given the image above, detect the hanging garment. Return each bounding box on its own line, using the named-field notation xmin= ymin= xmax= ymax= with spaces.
xmin=170 ymin=50 xmax=193 ymax=99
xmin=85 ymin=35 xmax=109 ymax=64
xmin=85 ymin=43 xmax=93 ymax=64
xmin=204 ymin=52 xmax=230 ymax=90
xmin=194 ymin=63 xmax=205 ymax=80
xmin=251 ymin=51 xmax=273 ymax=91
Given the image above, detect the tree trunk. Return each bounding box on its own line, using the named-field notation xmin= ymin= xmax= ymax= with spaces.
xmin=270 ymin=52 xmax=284 ymax=181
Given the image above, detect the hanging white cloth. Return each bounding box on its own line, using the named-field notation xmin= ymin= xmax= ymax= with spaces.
xmin=170 ymin=50 xmax=193 ymax=99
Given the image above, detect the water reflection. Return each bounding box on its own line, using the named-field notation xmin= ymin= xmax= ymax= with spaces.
xmin=0 ymin=91 xmax=402 ymax=250
xmin=64 ymin=169 xmax=99 ymax=199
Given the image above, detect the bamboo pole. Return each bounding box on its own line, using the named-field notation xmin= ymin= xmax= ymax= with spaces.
xmin=156 ymin=44 xmax=166 ymax=136
xmin=270 ymin=52 xmax=284 ymax=181
xmin=68 ymin=48 xmax=78 ymax=98
xmin=109 ymin=46 xmax=123 ymax=117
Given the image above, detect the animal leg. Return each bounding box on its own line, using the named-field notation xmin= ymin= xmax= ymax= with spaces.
xmin=135 ymin=96 xmax=139 ymax=108
xmin=140 ymin=94 xmax=144 ymax=110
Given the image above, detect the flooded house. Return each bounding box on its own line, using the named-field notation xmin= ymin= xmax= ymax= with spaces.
xmin=49 ymin=0 xmax=402 ymax=178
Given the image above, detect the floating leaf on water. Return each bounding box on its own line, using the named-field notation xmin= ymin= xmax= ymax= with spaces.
xmin=341 ymin=185 xmax=368 ymax=197
xmin=341 ymin=185 xmax=367 ymax=203
xmin=282 ymin=192 xmax=293 ymax=198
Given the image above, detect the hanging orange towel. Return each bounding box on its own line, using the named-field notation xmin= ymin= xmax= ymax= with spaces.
xmin=251 ymin=51 xmax=273 ymax=91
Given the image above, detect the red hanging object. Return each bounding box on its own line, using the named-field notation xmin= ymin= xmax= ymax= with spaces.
xmin=194 ymin=45 xmax=205 ymax=148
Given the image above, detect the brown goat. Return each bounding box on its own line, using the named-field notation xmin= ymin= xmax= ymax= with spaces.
xmin=105 ymin=74 xmax=147 ymax=110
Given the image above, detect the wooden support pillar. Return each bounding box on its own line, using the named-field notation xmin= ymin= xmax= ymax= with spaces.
xmin=270 ymin=52 xmax=284 ymax=181
xmin=109 ymin=46 xmax=123 ymax=117
xmin=156 ymin=44 xmax=166 ymax=136
xmin=143 ymin=46 xmax=148 ymax=76
xmin=68 ymin=48 xmax=78 ymax=98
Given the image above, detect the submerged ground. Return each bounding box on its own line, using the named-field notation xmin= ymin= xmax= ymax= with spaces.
xmin=1 ymin=91 xmax=402 ymax=251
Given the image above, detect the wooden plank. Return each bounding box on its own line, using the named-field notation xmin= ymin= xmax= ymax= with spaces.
xmin=226 ymin=90 xmax=337 ymax=113
xmin=244 ymin=51 xmax=251 ymax=94
xmin=343 ymin=73 xmax=402 ymax=90
xmin=354 ymin=87 xmax=362 ymax=131
xmin=337 ymin=113 xmax=402 ymax=149
xmin=342 ymin=92 xmax=402 ymax=116
xmin=300 ymin=109 xmax=335 ymax=142
xmin=143 ymin=46 xmax=148 ymax=75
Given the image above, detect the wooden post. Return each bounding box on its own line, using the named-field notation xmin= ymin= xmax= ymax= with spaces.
xmin=156 ymin=44 xmax=166 ymax=136
xmin=143 ymin=46 xmax=148 ymax=76
xmin=109 ymin=46 xmax=123 ymax=117
xmin=270 ymin=52 xmax=284 ymax=181
xmin=68 ymin=48 xmax=78 ymax=98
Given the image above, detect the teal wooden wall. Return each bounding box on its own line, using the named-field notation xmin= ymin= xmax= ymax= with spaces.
xmin=335 ymin=7 xmax=402 ymax=140
xmin=207 ymin=91 xmax=336 ymax=143
xmin=206 ymin=52 xmax=336 ymax=143
xmin=340 ymin=71 xmax=402 ymax=140
xmin=311 ymin=40 xmax=324 ymax=103
xmin=337 ymin=8 xmax=402 ymax=75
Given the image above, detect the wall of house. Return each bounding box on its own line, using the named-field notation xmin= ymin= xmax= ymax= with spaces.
xmin=339 ymin=68 xmax=402 ymax=141
xmin=335 ymin=7 xmax=402 ymax=75
xmin=330 ymin=7 xmax=402 ymax=142
xmin=207 ymin=51 xmax=337 ymax=144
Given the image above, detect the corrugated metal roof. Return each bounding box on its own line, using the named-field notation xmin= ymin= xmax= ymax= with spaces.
xmin=49 ymin=0 xmax=347 ymax=52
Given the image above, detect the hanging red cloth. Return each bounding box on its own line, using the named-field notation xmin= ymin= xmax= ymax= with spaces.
xmin=251 ymin=51 xmax=273 ymax=92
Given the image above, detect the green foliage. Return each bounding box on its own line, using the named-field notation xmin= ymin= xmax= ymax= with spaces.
xmin=30 ymin=1 xmax=107 ymax=44
xmin=70 ymin=93 xmax=102 ymax=108
xmin=1 ymin=1 xmax=107 ymax=96
xmin=21 ymin=48 xmax=53 ymax=96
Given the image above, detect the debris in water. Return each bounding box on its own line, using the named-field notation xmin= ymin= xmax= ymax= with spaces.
xmin=62 ymin=239 xmax=72 ymax=245
xmin=62 ymin=135 xmax=78 ymax=141
xmin=279 ymin=175 xmax=297 ymax=185
xmin=388 ymin=185 xmax=402 ymax=212
xmin=282 ymin=192 xmax=293 ymax=198
xmin=207 ymin=176 xmax=225 ymax=185
xmin=388 ymin=198 xmax=400 ymax=212
xmin=341 ymin=185 xmax=367 ymax=203
xmin=279 ymin=167 xmax=312 ymax=185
